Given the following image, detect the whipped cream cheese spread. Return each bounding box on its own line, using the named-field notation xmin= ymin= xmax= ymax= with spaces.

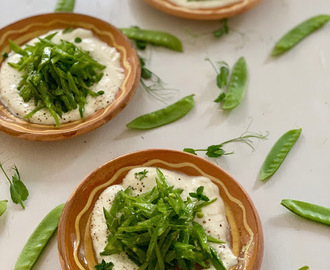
xmin=91 ymin=167 xmax=238 ymax=269
xmin=0 ymin=28 xmax=124 ymax=124
xmin=168 ymin=0 xmax=242 ymax=9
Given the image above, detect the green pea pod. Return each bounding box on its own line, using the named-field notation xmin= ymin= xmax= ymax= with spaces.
xmin=14 ymin=203 xmax=65 ymax=270
xmin=281 ymin=199 xmax=330 ymax=226
xmin=222 ymin=57 xmax=247 ymax=110
xmin=120 ymin=27 xmax=183 ymax=52
xmin=55 ymin=0 xmax=75 ymax=12
xmin=0 ymin=200 xmax=8 ymax=217
xmin=272 ymin=14 xmax=330 ymax=56
xmin=126 ymin=95 xmax=194 ymax=130
xmin=260 ymin=128 xmax=301 ymax=181
xmin=298 ymin=266 xmax=309 ymax=270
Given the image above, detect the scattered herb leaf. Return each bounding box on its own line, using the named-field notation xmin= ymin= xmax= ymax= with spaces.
xmin=74 ymin=37 xmax=82 ymax=43
xmin=184 ymin=130 xmax=268 ymax=158
xmin=0 ymin=200 xmax=8 ymax=217
xmin=135 ymin=169 xmax=148 ymax=181
xmin=0 ymin=163 xmax=29 ymax=209
xmin=213 ymin=19 xmax=229 ymax=38
xmin=95 ymin=260 xmax=114 ymax=270
xmin=189 ymin=186 xmax=209 ymax=201
xmin=281 ymin=199 xmax=330 ymax=226
xmin=2 ymin=52 xmax=8 ymax=58
xmin=139 ymin=56 xmax=177 ymax=102
xmin=298 ymin=266 xmax=309 ymax=270
xmin=260 ymin=128 xmax=302 ymax=181
xmin=62 ymin=27 xmax=73 ymax=34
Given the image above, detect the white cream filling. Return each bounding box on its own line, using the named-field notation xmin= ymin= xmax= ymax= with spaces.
xmin=0 ymin=28 xmax=124 ymax=124
xmin=91 ymin=167 xmax=238 ymax=269
xmin=167 ymin=0 xmax=243 ymax=9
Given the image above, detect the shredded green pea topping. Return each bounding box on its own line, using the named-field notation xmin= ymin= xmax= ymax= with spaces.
xmin=8 ymin=31 xmax=106 ymax=127
xmin=101 ymin=168 xmax=227 ymax=270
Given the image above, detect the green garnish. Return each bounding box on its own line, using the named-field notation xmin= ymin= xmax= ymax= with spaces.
xmin=74 ymin=37 xmax=82 ymax=43
xmin=213 ymin=19 xmax=229 ymax=38
xmin=95 ymin=260 xmax=114 ymax=270
xmin=0 ymin=163 xmax=29 ymax=209
xmin=0 ymin=200 xmax=8 ymax=217
xmin=101 ymin=168 xmax=226 ymax=269
xmin=189 ymin=186 xmax=209 ymax=202
xmin=184 ymin=130 xmax=268 ymax=158
xmin=134 ymin=169 xmax=148 ymax=181
xmin=2 ymin=52 xmax=8 ymax=58
xmin=139 ymin=56 xmax=177 ymax=102
xmin=62 ymin=27 xmax=73 ymax=34
xmin=8 ymin=34 xmax=105 ymax=127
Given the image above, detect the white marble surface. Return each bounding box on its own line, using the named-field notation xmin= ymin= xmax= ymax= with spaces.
xmin=0 ymin=0 xmax=330 ymax=269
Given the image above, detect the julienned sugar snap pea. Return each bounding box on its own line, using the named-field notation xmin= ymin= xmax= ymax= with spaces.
xmin=126 ymin=95 xmax=194 ymax=130
xmin=14 ymin=203 xmax=65 ymax=270
xmin=222 ymin=57 xmax=247 ymax=110
xmin=281 ymin=199 xmax=330 ymax=226
xmin=260 ymin=128 xmax=301 ymax=181
xmin=120 ymin=27 xmax=183 ymax=52
xmin=272 ymin=14 xmax=330 ymax=56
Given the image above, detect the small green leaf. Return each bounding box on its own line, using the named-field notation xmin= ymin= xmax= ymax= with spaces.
xmin=206 ymin=145 xmax=225 ymax=158
xmin=135 ymin=169 xmax=148 ymax=181
xmin=0 ymin=200 xmax=8 ymax=216
xmin=183 ymin=148 xmax=197 ymax=155
xmin=95 ymin=260 xmax=114 ymax=270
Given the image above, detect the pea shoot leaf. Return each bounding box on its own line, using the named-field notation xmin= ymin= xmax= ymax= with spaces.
xmin=189 ymin=186 xmax=210 ymax=202
xmin=213 ymin=18 xmax=229 ymax=38
xmin=182 ymin=148 xmax=197 ymax=155
xmin=0 ymin=200 xmax=8 ymax=217
xmin=184 ymin=130 xmax=268 ymax=159
xmin=0 ymin=164 xmax=29 ymax=209
xmin=134 ymin=169 xmax=148 ymax=181
xmin=94 ymin=260 xmax=114 ymax=270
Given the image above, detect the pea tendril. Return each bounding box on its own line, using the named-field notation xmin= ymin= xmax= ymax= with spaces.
xmin=184 ymin=130 xmax=268 ymax=158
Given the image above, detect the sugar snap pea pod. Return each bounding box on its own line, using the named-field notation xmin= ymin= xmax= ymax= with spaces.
xmin=281 ymin=199 xmax=330 ymax=226
xmin=14 ymin=203 xmax=65 ymax=270
xmin=126 ymin=95 xmax=194 ymax=130
xmin=55 ymin=0 xmax=75 ymax=12
xmin=222 ymin=57 xmax=247 ymax=110
xmin=260 ymin=128 xmax=301 ymax=181
xmin=120 ymin=27 xmax=183 ymax=52
xmin=272 ymin=14 xmax=330 ymax=56
xmin=298 ymin=266 xmax=309 ymax=270
xmin=0 ymin=200 xmax=8 ymax=217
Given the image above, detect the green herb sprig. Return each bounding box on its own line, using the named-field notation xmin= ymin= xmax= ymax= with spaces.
xmin=213 ymin=19 xmax=229 ymax=38
xmin=8 ymin=33 xmax=105 ymax=127
xmin=134 ymin=169 xmax=148 ymax=181
xmin=189 ymin=186 xmax=209 ymax=202
xmin=95 ymin=260 xmax=114 ymax=270
xmin=139 ymin=57 xmax=177 ymax=102
xmin=184 ymin=130 xmax=268 ymax=158
xmin=0 ymin=163 xmax=29 ymax=209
